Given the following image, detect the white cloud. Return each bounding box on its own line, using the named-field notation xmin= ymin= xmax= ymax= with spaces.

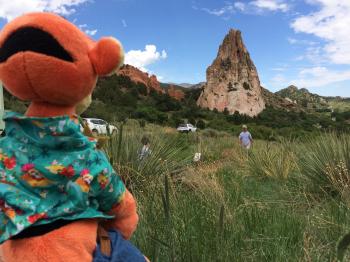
xmin=234 ymin=2 xmax=246 ymax=12
xmin=271 ymin=67 xmax=286 ymax=72
xmin=201 ymin=3 xmax=235 ymax=17
xmin=250 ymin=0 xmax=289 ymax=12
xmin=291 ymin=0 xmax=350 ymax=64
xmin=125 ymin=45 xmax=167 ymax=72
xmin=287 ymin=37 xmax=318 ymax=46
xmin=78 ymin=24 xmax=97 ymax=36
xmin=0 ymin=0 xmax=89 ymax=21
xmin=84 ymin=29 xmax=97 ymax=36
xmin=291 ymin=66 xmax=350 ymax=88
xmin=270 ymin=73 xmax=288 ymax=88
xmin=198 ymin=0 xmax=289 ymax=18
xmin=121 ymin=19 xmax=127 ymax=28
xmin=287 ymin=37 xmax=298 ymax=44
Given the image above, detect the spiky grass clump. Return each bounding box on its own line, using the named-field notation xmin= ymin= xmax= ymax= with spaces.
xmin=299 ymin=133 xmax=350 ymax=202
xmin=104 ymin=122 xmax=193 ymax=192
xmin=246 ymin=139 xmax=297 ymax=180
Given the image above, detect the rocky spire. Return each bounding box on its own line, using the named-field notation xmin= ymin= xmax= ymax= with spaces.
xmin=197 ymin=29 xmax=265 ymax=116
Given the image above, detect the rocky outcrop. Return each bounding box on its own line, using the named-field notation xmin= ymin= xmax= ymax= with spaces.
xmin=167 ymin=85 xmax=185 ymax=100
xmin=118 ymin=64 xmax=164 ymax=94
xmin=262 ymin=87 xmax=302 ymax=112
xmin=197 ymin=29 xmax=265 ymax=116
xmin=276 ymin=85 xmax=330 ymax=111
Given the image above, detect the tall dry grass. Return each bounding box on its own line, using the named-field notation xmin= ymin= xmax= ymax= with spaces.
xmin=101 ymin=123 xmax=350 ymax=261
xmin=246 ymin=139 xmax=298 ymax=179
xmin=299 ymin=133 xmax=350 ymax=202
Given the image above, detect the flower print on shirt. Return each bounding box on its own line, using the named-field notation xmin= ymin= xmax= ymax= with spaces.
xmin=27 ymin=212 xmax=47 ymax=224
xmin=97 ymin=173 xmax=109 ymax=189
xmin=0 ymin=151 xmax=17 ymax=170
xmin=39 ymin=190 xmax=48 ymax=199
xmin=75 ymin=169 xmax=93 ymax=193
xmin=0 ymin=112 xmax=127 ymax=244
xmin=46 ymin=160 xmax=65 ymax=174
xmin=0 ymin=199 xmax=20 ymax=220
xmin=4 ymin=157 xmax=16 ymax=170
xmin=31 ymin=120 xmax=44 ymax=128
xmin=21 ymin=163 xmax=52 ymax=187
xmin=58 ymin=120 xmax=66 ymax=132
xmin=0 ymin=170 xmax=15 ymax=186
xmin=59 ymin=165 xmax=75 ymax=178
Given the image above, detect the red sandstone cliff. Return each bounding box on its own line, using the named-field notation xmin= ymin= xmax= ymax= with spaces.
xmin=118 ymin=64 xmax=186 ymax=100
xmin=118 ymin=64 xmax=164 ymax=94
xmin=167 ymin=85 xmax=185 ymax=101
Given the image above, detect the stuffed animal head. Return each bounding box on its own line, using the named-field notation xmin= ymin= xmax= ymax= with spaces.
xmin=0 ymin=12 xmax=124 ymax=116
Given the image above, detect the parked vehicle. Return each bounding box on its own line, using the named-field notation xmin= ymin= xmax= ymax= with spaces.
xmin=83 ymin=118 xmax=118 ymax=136
xmin=177 ymin=123 xmax=197 ymax=133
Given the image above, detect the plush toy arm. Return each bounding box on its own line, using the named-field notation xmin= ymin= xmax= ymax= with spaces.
xmin=93 ymin=152 xmax=139 ymax=240
xmin=102 ymin=189 xmax=139 ymax=240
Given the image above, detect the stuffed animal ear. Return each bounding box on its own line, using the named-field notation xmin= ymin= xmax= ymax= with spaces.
xmin=89 ymin=37 xmax=124 ymax=76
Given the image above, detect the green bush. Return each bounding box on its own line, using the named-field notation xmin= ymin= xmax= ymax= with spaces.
xmin=196 ymin=119 xmax=206 ymax=129
xmin=201 ymin=128 xmax=220 ymax=138
xmin=247 ymin=139 xmax=297 ymax=180
xmin=299 ymin=133 xmax=350 ymax=200
xmin=138 ymin=119 xmax=146 ymax=128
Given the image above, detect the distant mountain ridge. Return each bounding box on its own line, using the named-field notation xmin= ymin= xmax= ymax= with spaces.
xmin=262 ymin=87 xmax=303 ymax=112
xmin=166 ymin=82 xmax=205 ymax=89
xmin=276 ymin=85 xmax=327 ymax=106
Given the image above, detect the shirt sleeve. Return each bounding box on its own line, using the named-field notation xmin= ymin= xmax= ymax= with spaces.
xmin=92 ymin=152 xmax=126 ymax=212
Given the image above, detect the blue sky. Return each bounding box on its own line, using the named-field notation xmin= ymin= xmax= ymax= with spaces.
xmin=0 ymin=0 xmax=350 ymax=97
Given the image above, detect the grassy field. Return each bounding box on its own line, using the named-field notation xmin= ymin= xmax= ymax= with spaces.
xmin=105 ymin=121 xmax=350 ymax=261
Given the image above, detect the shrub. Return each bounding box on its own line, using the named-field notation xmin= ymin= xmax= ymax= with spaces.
xmin=196 ymin=119 xmax=206 ymax=129
xmin=299 ymin=133 xmax=350 ymax=201
xmin=104 ymin=125 xmax=192 ymax=191
xmin=247 ymin=139 xmax=297 ymax=180
xmin=201 ymin=128 xmax=220 ymax=138
xmin=139 ymin=119 xmax=146 ymax=128
xmin=188 ymin=117 xmax=196 ymax=126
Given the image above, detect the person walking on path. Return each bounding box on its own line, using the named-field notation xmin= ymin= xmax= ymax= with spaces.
xmin=239 ymin=125 xmax=253 ymax=150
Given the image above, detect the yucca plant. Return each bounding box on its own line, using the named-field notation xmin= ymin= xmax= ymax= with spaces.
xmin=103 ymin=121 xmax=193 ymax=192
xmin=247 ymin=138 xmax=297 ymax=180
xmin=299 ymin=133 xmax=350 ymax=201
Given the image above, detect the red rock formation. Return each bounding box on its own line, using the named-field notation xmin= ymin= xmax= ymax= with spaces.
xmin=118 ymin=64 xmax=164 ymax=94
xmin=197 ymin=29 xmax=265 ymax=117
xmin=167 ymin=85 xmax=185 ymax=101
xmin=148 ymin=75 xmax=163 ymax=94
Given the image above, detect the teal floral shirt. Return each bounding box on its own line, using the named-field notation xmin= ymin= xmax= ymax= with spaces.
xmin=0 ymin=112 xmax=126 ymax=244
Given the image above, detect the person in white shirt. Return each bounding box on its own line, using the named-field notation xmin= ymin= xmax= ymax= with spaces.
xmin=239 ymin=125 xmax=253 ymax=149
xmin=138 ymin=136 xmax=151 ymax=161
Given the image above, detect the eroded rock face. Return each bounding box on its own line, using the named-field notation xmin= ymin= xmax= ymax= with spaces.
xmin=167 ymin=85 xmax=185 ymax=101
xmin=197 ymin=29 xmax=265 ymax=116
xmin=118 ymin=64 xmax=165 ymax=94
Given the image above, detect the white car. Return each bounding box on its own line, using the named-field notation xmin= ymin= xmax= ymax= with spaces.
xmin=177 ymin=123 xmax=197 ymax=133
xmin=83 ymin=118 xmax=118 ymax=136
